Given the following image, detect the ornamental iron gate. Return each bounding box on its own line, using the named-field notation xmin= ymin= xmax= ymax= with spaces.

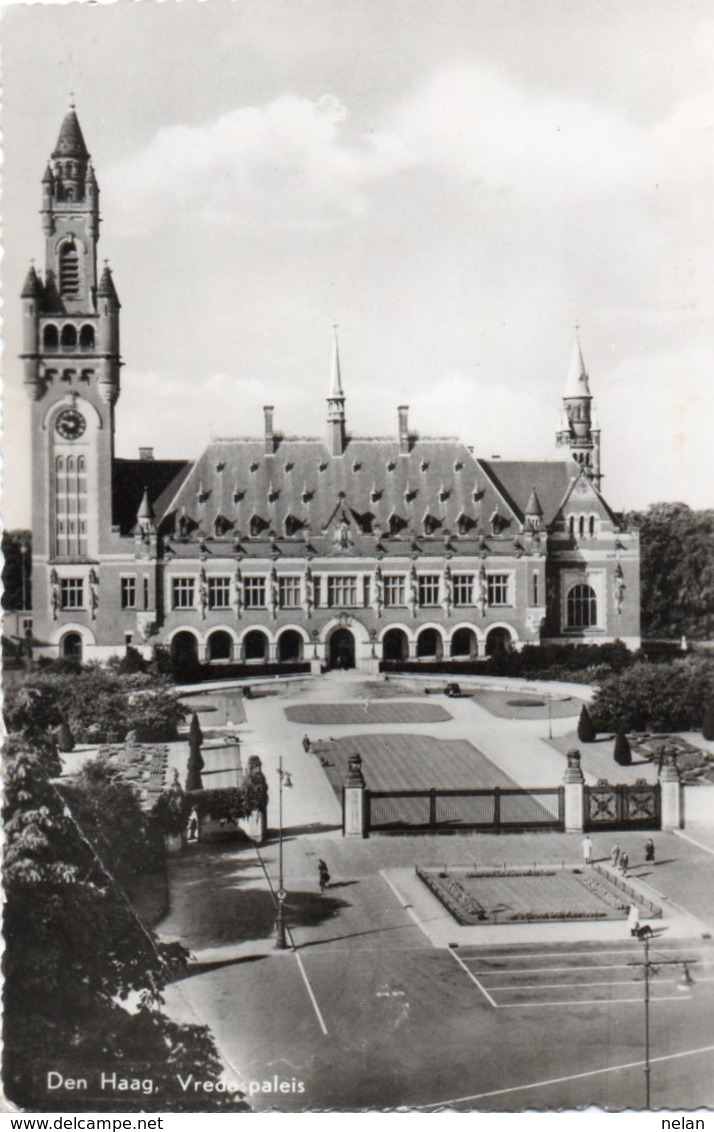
xmin=364 ymin=786 xmax=564 ymax=834
xmin=584 ymin=780 xmax=660 ymax=831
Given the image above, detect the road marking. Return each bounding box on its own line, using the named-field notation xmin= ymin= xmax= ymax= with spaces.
xmin=379 ymin=870 xmax=426 ymax=930
xmin=417 ymin=1042 xmax=714 ymax=1109
xmin=294 ymin=952 xmax=328 ymax=1036
xmin=458 ymin=945 xmax=713 ymax=960
xmin=470 ymin=962 xmax=637 ymax=975
xmin=674 ymin=829 xmax=714 ymax=856
xmin=498 ymin=995 xmax=691 ymax=1008
xmin=447 ymin=946 xmax=498 ymax=1008
xmin=489 ymin=979 xmax=649 ymax=990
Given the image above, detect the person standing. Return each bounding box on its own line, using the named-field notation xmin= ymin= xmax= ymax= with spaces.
xmin=318 ymin=859 xmax=330 ymax=892
xmin=619 ymin=850 xmax=629 ymax=876
xmin=644 ymin=839 xmax=655 ymax=864
xmin=302 ymin=734 xmax=311 ymax=753
xmin=581 ymin=834 xmax=593 ymax=865
xmin=610 ymin=844 xmax=620 ymax=869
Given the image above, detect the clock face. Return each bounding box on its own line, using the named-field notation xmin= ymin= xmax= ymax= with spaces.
xmin=55 ymin=408 xmax=86 ymax=441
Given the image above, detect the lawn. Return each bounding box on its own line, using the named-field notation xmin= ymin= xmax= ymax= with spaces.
xmin=314 ymin=733 xmax=521 ymax=795
xmin=419 ymin=865 xmax=631 ymax=925
xmin=285 ymin=701 xmax=451 ymax=725
xmin=473 ymin=689 xmax=583 ymax=720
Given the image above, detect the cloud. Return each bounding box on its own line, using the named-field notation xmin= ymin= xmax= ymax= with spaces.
xmin=104 ymin=94 xmax=416 ymax=236
xmin=392 ymin=64 xmax=647 ymax=201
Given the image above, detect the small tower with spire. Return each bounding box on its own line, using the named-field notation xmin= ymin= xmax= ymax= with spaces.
xmin=327 ymin=326 xmax=346 ymax=457
xmin=556 ymin=335 xmax=602 ymax=488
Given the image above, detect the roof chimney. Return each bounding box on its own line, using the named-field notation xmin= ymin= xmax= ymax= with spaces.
xmin=398 ymin=405 xmax=410 ymax=456
xmin=139 ymin=447 xmax=154 ymax=461
xmin=264 ymin=405 xmax=275 ymax=454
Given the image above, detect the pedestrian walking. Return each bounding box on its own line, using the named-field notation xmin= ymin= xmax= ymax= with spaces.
xmin=644 ymin=838 xmax=655 ymax=864
xmin=619 ymin=850 xmax=629 ymax=876
xmin=302 ymin=734 xmax=311 ymax=753
xmin=318 ymin=859 xmax=330 ymax=892
xmin=188 ymin=816 xmax=198 ymax=841
xmin=610 ymin=844 xmax=620 ymax=869
xmin=581 ymin=834 xmax=593 ymax=865
xmin=628 ymin=904 xmax=640 ymax=936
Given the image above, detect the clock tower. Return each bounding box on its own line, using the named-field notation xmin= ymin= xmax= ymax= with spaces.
xmin=23 ymin=105 xmax=121 ymax=653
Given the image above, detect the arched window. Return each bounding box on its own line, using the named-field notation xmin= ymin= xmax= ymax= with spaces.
xmin=578 ymin=516 xmax=585 ymax=538
xmin=61 ymin=324 xmax=77 ymax=349
xmin=589 ymin=515 xmax=595 ymax=537
xmin=55 ymin=452 xmax=87 ymax=556
xmin=59 ymin=246 xmax=80 ymax=297
xmin=79 ymin=325 xmax=95 ymax=350
xmin=567 ymin=584 xmax=597 ymax=629
xmin=568 ymin=515 xmax=575 ymax=536
xmin=44 ymin=325 xmax=59 ymax=351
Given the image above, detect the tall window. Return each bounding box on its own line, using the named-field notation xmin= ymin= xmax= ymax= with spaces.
xmin=279 ymin=576 xmax=301 ymax=608
xmin=487 ymin=574 xmax=510 ymax=606
xmin=55 ymin=454 xmax=87 ymax=556
xmin=172 ymin=577 xmax=195 ymax=609
xmin=532 ymin=573 xmax=539 ymax=605
xmin=59 ymin=245 xmax=80 ymax=297
xmin=567 ymin=584 xmax=597 ymax=628
xmin=384 ymin=575 xmax=406 ymax=607
xmin=327 ymin=576 xmax=358 ymax=608
xmin=60 ymin=577 xmax=84 ymax=609
xmin=453 ymin=574 xmax=474 ymax=606
xmin=418 ymin=575 xmax=440 ymax=607
xmin=244 ymin=577 xmax=267 ymax=608
xmin=208 ymin=576 xmax=231 ymax=609
xmin=121 ymin=576 xmax=137 ymax=609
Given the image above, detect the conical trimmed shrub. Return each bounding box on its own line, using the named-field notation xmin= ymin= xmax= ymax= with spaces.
xmin=613 ymin=732 xmax=631 ymax=766
xmin=577 ymin=705 xmax=597 ymax=743
xmin=703 ymin=703 xmax=714 ymax=742
xmin=57 ymin=720 xmax=75 ymax=753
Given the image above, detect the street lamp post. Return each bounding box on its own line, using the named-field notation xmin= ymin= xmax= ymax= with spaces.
xmin=20 ymin=540 xmax=28 ymax=613
xmin=275 ymin=756 xmax=292 ymax=950
xmin=634 ymin=937 xmax=695 ymax=1108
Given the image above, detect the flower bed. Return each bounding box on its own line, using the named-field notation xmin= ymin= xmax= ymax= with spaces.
xmin=417 ymin=864 xmax=635 ymax=926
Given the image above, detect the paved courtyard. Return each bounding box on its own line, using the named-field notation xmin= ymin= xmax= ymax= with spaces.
xmin=157 ymin=672 xmax=714 ymax=1112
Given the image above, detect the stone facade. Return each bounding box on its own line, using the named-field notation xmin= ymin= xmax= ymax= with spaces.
xmin=24 ymin=110 xmax=641 ymax=670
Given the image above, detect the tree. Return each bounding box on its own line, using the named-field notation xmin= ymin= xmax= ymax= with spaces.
xmin=3 ymin=731 xmax=247 ymax=1111
xmin=2 ymin=529 xmax=31 ymax=611
xmin=185 ymin=712 xmax=205 ymax=792
xmin=628 ymin=503 xmax=714 ymax=639
xmin=577 ymin=705 xmax=597 ymax=743
xmin=703 ymin=703 xmax=714 ymax=742
xmin=613 ymin=732 xmax=632 ymax=766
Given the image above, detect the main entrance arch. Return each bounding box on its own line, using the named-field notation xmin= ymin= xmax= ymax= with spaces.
xmin=60 ymin=631 xmax=83 ymax=662
xmin=328 ymin=627 xmax=355 ymax=670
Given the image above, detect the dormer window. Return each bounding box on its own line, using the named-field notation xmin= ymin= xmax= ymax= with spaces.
xmin=370 ymin=486 xmax=382 ymax=503
xmin=352 ymin=461 xmax=362 ymax=472
xmin=285 ymin=515 xmax=303 ymax=537
xmin=233 ymin=487 xmax=244 ymax=503
xmin=439 ymin=485 xmax=450 ymax=502
xmin=250 ymin=461 xmax=259 ymax=473
xmin=420 ymin=460 xmax=429 ymax=472
xmin=387 ymin=460 xmax=396 ymax=472
xmin=319 ymin=461 xmax=328 ymax=473
xmin=249 ymin=514 xmax=266 ymax=537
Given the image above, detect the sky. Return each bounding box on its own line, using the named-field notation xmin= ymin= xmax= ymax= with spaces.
xmin=3 ymin=0 xmax=714 ymax=529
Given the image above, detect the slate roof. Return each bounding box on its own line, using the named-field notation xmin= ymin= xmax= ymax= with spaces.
xmin=478 ymin=460 xmax=578 ymax=525
xmin=52 ymin=109 xmax=89 ymax=160
xmin=112 ymin=458 xmax=192 ymax=535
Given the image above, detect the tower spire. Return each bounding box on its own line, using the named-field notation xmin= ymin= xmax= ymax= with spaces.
xmin=326 ymin=325 xmax=346 ymax=456
xmin=556 ymin=332 xmax=601 ymax=488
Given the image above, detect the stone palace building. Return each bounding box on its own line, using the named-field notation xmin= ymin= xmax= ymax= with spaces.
xmin=22 ymin=108 xmax=641 ymax=671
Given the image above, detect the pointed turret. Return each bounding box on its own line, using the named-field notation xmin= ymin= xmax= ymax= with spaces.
xmin=21 ymin=265 xmax=42 ymax=300
xmin=326 ymin=326 xmax=346 ymax=457
xmin=52 ymin=107 xmax=90 ymax=160
xmin=97 ymin=263 xmax=120 ymax=305
xmin=564 ymin=338 xmax=591 ymax=397
xmin=136 ymin=487 xmax=156 ymax=534
xmin=525 ymin=486 xmax=543 ymax=518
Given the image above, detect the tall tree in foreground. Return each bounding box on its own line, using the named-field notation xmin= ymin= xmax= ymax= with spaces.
xmin=3 ymin=731 xmax=247 ymax=1112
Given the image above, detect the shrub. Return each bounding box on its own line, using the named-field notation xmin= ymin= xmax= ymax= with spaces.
xmin=591 ymin=657 xmax=713 ymax=733
xmin=577 ymin=705 xmax=597 ymax=743
xmin=613 ymin=733 xmax=631 ymax=766
xmin=56 ymin=721 xmax=75 ymax=753
xmin=703 ymin=702 xmax=714 ymax=742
